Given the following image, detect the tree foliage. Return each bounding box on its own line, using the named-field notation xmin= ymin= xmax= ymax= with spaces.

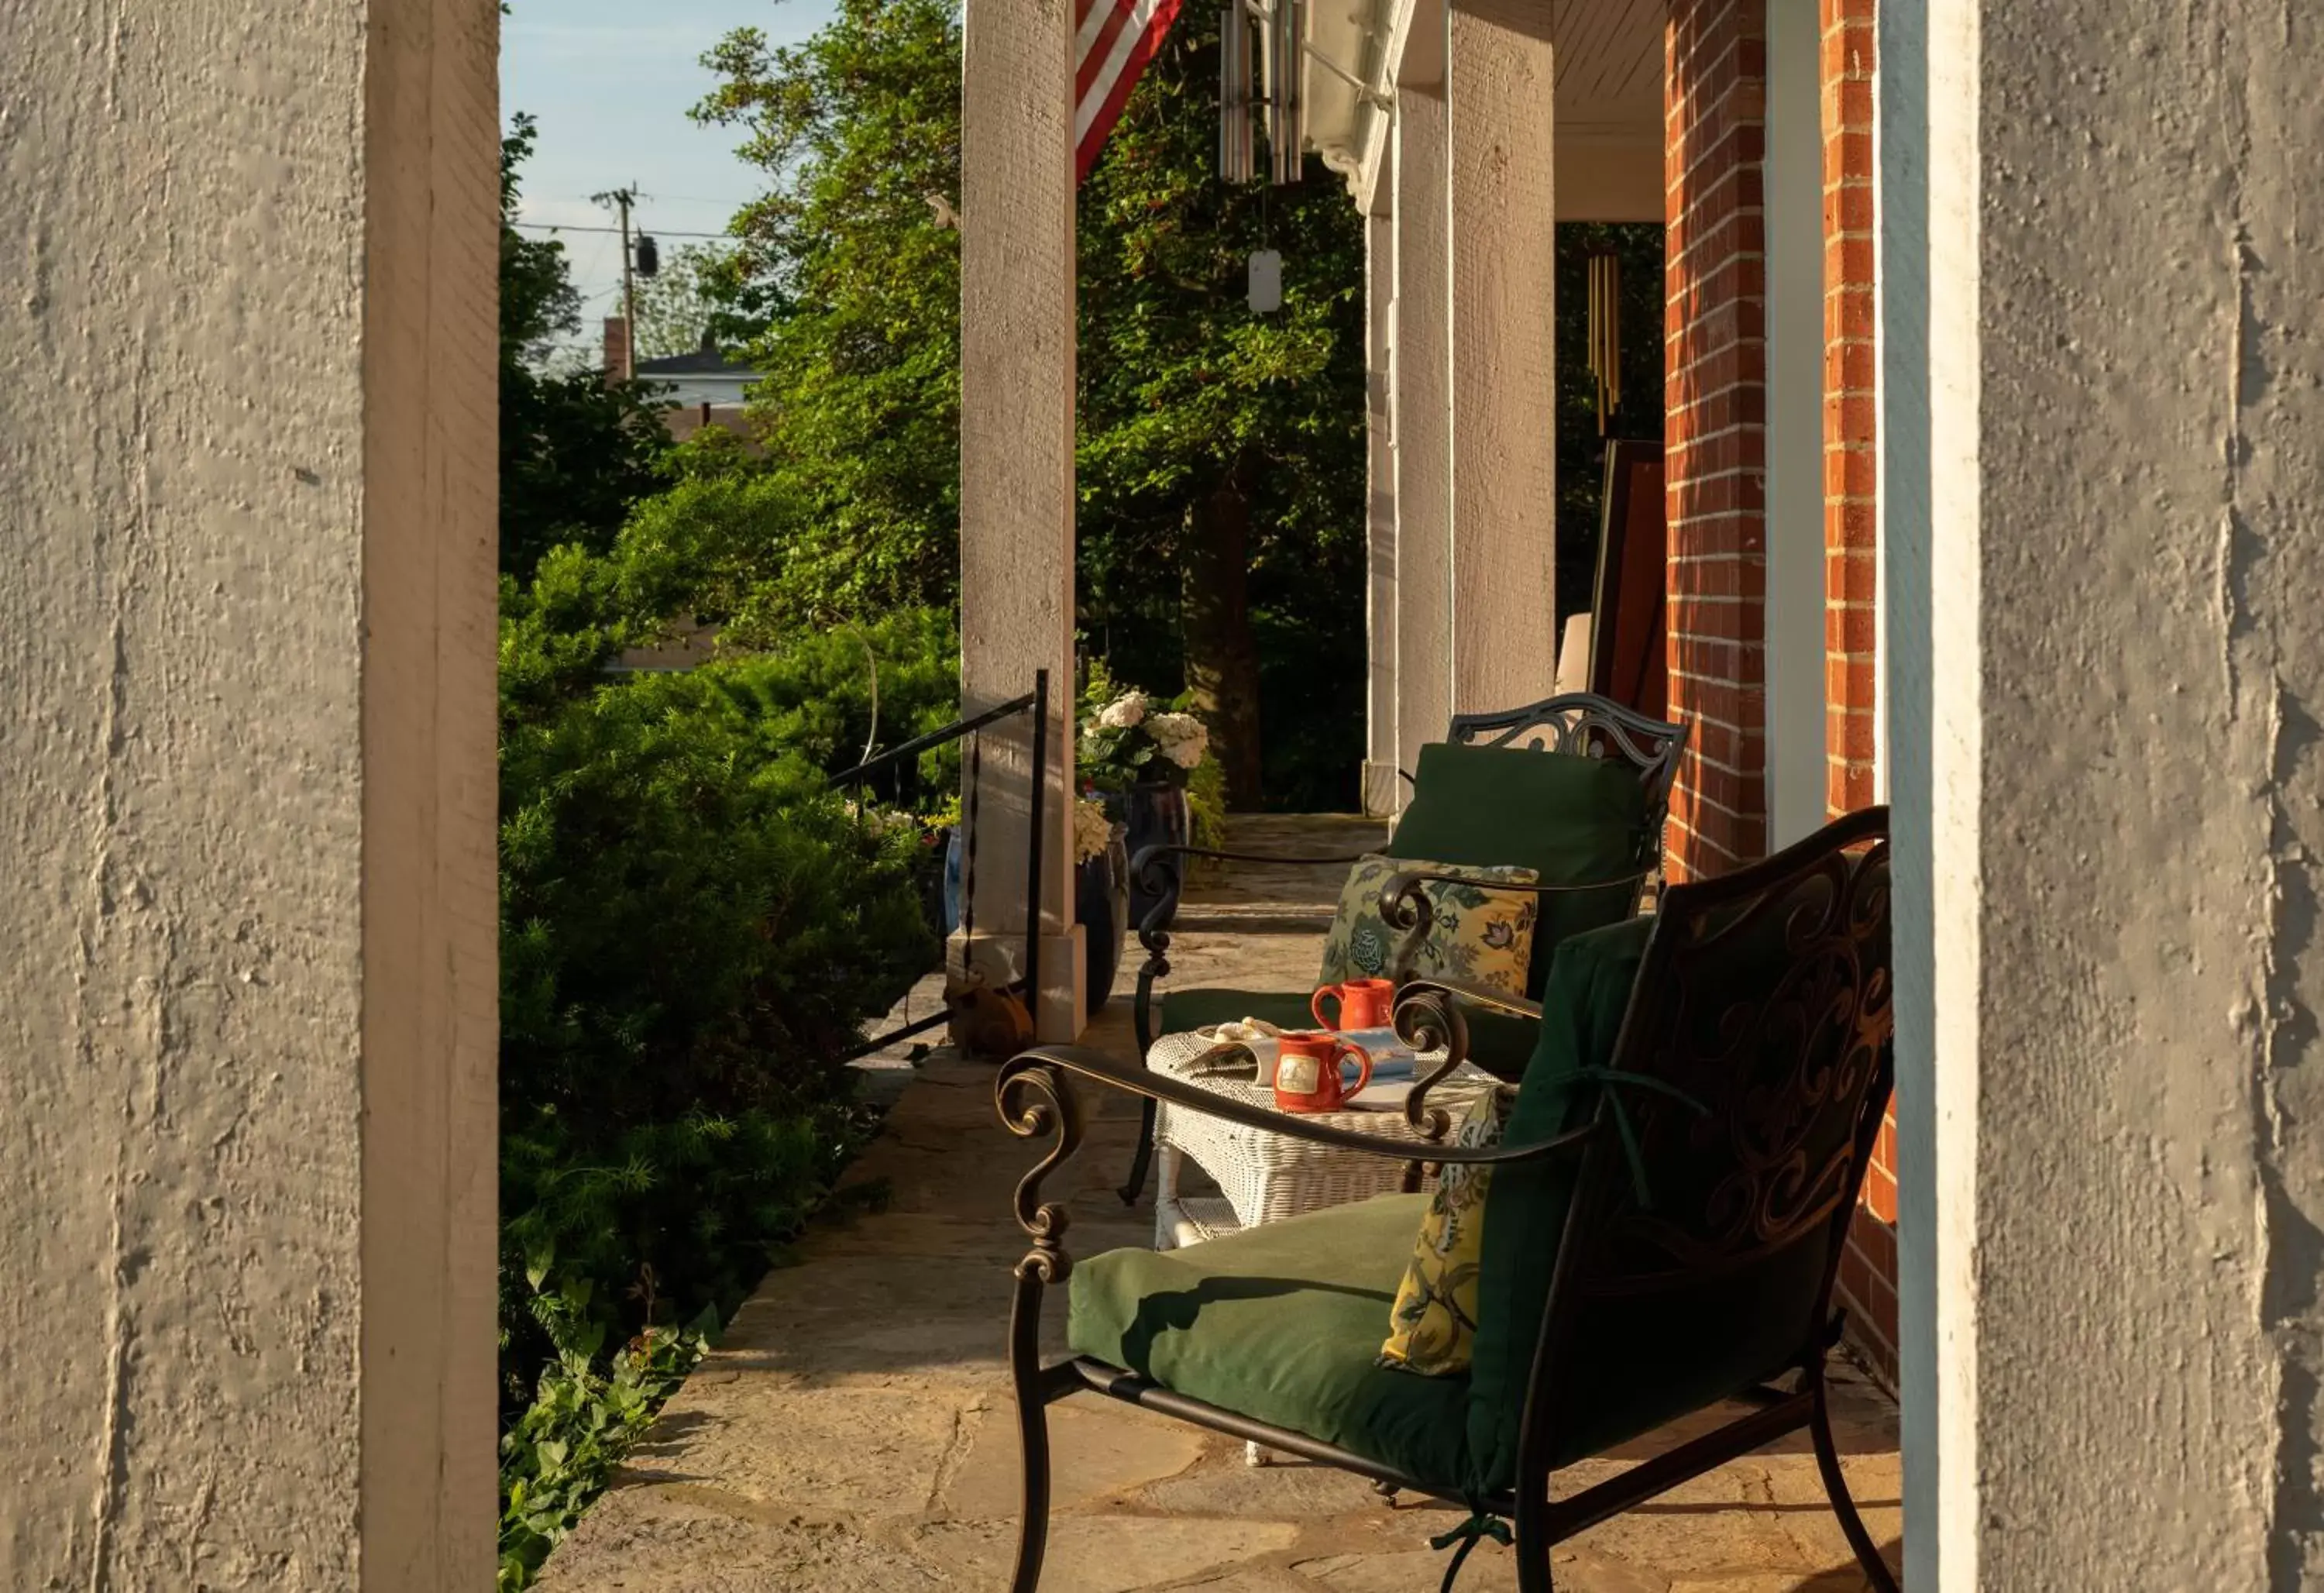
xmin=689 ymin=2 xmax=967 ymax=622
xmin=686 ymin=0 xmax=1369 ymax=808
xmin=499 ymin=115 xmax=674 ymax=578
xmin=629 ymin=241 xmax=786 ymax=362
xmin=1075 ymin=12 xmax=1367 ymax=809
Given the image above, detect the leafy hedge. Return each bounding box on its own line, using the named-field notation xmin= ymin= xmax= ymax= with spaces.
xmin=498 ymin=658 xmax=936 ymax=1389
xmin=493 ymin=580 xmax=949 ymax=1581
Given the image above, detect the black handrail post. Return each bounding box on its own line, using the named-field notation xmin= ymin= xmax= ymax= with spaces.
xmin=1024 ymin=668 xmax=1050 ymax=1037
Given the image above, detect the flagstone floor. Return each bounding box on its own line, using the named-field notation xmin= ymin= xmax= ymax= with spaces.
xmin=537 ymin=815 xmax=1903 ymax=1592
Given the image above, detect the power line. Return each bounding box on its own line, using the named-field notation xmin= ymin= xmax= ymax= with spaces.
xmin=512 ymin=221 xmax=737 ymax=239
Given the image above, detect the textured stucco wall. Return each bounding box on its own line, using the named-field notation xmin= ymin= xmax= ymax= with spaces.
xmin=1890 ymin=0 xmax=2324 ymax=1584
xmin=0 ymin=2 xmax=498 ymax=1584
xmin=959 ymin=0 xmax=1085 ymax=1039
xmin=1391 ymin=87 xmax=1454 ymax=776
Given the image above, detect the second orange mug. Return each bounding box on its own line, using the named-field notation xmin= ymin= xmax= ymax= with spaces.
xmin=1313 ymin=977 xmax=1396 ymax=1032
xmin=1273 ymin=1031 xmax=1375 ymax=1113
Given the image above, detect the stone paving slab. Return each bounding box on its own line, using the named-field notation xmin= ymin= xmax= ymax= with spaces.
xmin=539 ymin=814 xmax=1904 ymax=1591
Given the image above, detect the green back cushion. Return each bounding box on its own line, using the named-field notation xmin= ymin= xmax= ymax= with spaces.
xmin=1156 ymin=988 xmax=1320 ymax=1039
xmin=1463 ymin=914 xmax=1654 ymax=1494
xmin=1068 ymin=1193 xmax=1470 ymax=1492
xmin=1387 ymin=742 xmax=1650 ymax=995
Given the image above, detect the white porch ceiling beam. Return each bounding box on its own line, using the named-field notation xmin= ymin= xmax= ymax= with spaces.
xmin=1321 ymin=0 xmax=1662 ymax=220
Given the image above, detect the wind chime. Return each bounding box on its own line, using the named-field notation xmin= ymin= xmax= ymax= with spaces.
xmin=1217 ymin=0 xmax=1305 ymax=186
xmin=1587 ymin=249 xmax=1623 ymax=434
xmin=1220 ymin=0 xmax=1306 ymax=313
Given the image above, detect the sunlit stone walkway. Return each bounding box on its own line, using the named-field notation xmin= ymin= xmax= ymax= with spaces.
xmin=538 ymin=815 xmax=1902 ymax=1591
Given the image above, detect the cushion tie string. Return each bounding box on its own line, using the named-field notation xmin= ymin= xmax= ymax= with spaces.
xmin=1428 ymin=1505 xmax=1513 ymax=1593
xmin=1563 ymin=1067 xmax=1710 ymax=1210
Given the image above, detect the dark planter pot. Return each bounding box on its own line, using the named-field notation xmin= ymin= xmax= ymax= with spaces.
xmin=1075 ymin=837 xmax=1131 ymax=1005
xmin=1102 ymin=782 xmax=1191 ymax=933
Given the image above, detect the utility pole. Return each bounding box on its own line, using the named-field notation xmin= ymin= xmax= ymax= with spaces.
xmin=592 ymin=184 xmax=644 ymax=378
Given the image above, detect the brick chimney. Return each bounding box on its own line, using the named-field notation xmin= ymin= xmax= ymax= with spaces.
xmin=602 ymin=315 xmax=632 ymax=384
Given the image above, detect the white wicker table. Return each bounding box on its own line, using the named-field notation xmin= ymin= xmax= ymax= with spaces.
xmin=1147 ymin=1030 xmax=1501 ymax=1252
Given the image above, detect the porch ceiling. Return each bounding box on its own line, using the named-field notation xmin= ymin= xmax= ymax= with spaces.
xmin=1308 ymin=0 xmax=1665 ymax=219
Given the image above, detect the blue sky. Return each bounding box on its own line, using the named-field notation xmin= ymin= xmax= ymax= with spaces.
xmin=502 ymin=1 xmax=837 ymax=359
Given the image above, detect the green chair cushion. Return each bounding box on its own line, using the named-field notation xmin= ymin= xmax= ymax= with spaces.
xmin=1388 ymin=741 xmax=1651 ymax=996
xmin=1155 ymin=988 xmax=1320 ymax=1039
xmin=1464 ymin=913 xmax=1655 ymax=1494
xmin=1068 ymin=1194 xmax=1471 ymax=1492
xmin=1158 ymin=986 xmax=1538 ymax=1079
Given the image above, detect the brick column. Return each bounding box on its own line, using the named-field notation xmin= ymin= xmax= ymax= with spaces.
xmin=1819 ymin=0 xmax=1895 ymax=1388
xmin=1823 ymin=0 xmax=1879 ymax=821
xmin=1663 ymin=0 xmax=1769 ymax=883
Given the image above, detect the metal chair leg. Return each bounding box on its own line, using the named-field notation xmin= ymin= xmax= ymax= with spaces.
xmin=1008 ymin=1275 xmax=1054 ymax=1592
xmin=1118 ymin=954 xmax=1166 ymax=1204
xmin=1512 ymin=1518 xmax=1555 ymax=1593
xmin=1809 ymin=1365 xmax=1900 ymax=1593
xmin=1118 ymin=1096 xmax=1158 ymax=1205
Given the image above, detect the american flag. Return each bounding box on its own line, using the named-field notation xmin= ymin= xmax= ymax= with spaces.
xmin=1075 ymin=0 xmax=1184 ymax=181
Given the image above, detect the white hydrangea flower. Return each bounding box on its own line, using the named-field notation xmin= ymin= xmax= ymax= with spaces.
xmin=1096 ymin=692 xmax=1149 ymax=730
xmin=1071 ymin=797 xmax=1116 ymax=863
xmin=1147 ymin=712 xmax=1209 ymax=769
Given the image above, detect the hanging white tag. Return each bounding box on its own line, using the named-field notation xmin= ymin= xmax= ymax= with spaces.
xmin=1247 ymin=249 xmax=1283 ymax=313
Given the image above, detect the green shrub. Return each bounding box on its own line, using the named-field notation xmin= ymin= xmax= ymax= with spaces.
xmin=712 ymin=607 xmax=964 ymax=809
xmin=497 ymin=658 xmax=937 ymax=1398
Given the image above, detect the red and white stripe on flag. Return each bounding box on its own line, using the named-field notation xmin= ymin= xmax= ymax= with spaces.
xmin=1075 ymin=0 xmax=1184 ymax=181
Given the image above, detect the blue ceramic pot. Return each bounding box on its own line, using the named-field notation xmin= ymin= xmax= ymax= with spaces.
xmin=1104 ymin=783 xmax=1191 ymax=933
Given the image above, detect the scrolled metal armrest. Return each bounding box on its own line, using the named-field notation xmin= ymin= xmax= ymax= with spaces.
xmin=996 ymin=1045 xmax=1593 ymax=1169
xmin=1397 ymin=975 xmax=1544 ymax=1025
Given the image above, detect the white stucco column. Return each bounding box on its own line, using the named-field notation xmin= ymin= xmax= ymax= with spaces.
xmin=1363 ymin=200 xmax=1402 ymax=813
xmin=960 ymin=0 xmax=1085 ymax=1039
xmin=1 ymin=0 xmax=498 ymax=1579
xmin=1393 ymin=85 xmax=1456 ymax=772
xmin=1886 ymin=0 xmax=2324 ymax=1583
xmin=1445 ymin=0 xmax=1558 ymax=715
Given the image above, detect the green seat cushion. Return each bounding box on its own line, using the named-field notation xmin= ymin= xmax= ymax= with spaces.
xmin=1157 ymin=987 xmax=1538 ymax=1078
xmin=1389 ymin=741 xmax=1651 ymax=995
xmin=1464 ymin=914 xmax=1655 ymax=1494
xmin=1068 ymin=1194 xmax=1470 ymax=1492
xmin=1156 ymin=988 xmax=1319 ymax=1039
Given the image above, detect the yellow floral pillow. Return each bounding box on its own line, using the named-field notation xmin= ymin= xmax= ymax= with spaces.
xmin=1380 ymin=1085 xmax=1516 ymax=1375
xmin=1318 ymin=855 xmax=1539 ymax=1001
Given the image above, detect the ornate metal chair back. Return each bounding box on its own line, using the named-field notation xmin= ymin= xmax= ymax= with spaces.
xmin=1526 ymin=807 xmax=1893 ymax=1459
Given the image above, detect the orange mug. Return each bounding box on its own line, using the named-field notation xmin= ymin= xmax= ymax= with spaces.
xmin=1312 ymin=977 xmax=1396 ymax=1032
xmin=1273 ymin=1031 xmax=1375 ymax=1113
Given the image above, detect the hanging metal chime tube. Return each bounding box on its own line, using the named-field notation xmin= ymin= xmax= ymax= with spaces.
xmin=1587 ymin=251 xmax=1621 ymax=434
xmin=1219 ymin=0 xmax=1256 ymax=183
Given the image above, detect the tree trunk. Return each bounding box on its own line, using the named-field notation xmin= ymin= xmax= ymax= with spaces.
xmin=1181 ymin=463 xmax=1264 ymax=808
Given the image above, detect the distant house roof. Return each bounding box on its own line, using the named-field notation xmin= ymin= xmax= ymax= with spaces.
xmin=634 ymin=335 xmax=760 ymax=381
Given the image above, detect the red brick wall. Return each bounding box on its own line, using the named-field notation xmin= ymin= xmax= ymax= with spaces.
xmin=1662 ymin=0 xmax=1769 ymax=885
xmin=1818 ymin=0 xmax=1896 ymax=1388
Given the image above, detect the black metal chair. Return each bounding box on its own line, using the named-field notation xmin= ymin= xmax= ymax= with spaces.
xmin=997 ymin=806 xmax=1898 ymax=1592
xmin=1116 ymin=691 xmax=1688 ymax=1202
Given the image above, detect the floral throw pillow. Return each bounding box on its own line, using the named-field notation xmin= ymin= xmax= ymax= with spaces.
xmin=1380 ymin=1084 xmax=1517 ymax=1376
xmin=1318 ymin=855 xmax=1539 ymax=1000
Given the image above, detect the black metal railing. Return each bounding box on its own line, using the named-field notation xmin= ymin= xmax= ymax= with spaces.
xmin=833 ymin=669 xmax=1051 ymax=1064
